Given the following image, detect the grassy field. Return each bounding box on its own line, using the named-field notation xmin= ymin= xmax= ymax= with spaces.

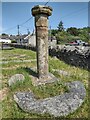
xmin=1 ymin=48 xmax=89 ymax=119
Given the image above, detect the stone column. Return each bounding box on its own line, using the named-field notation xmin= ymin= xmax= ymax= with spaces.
xmin=32 ymin=5 xmax=52 ymax=79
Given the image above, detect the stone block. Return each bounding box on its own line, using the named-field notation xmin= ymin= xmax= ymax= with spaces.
xmin=8 ymin=74 xmax=25 ymax=86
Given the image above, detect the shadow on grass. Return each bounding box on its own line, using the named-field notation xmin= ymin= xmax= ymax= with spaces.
xmin=22 ymin=67 xmax=38 ymax=78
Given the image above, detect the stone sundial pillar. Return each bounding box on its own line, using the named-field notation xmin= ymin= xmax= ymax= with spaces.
xmin=32 ymin=5 xmax=52 ymax=79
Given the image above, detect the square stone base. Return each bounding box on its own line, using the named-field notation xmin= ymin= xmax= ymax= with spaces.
xmin=29 ymin=68 xmax=59 ymax=86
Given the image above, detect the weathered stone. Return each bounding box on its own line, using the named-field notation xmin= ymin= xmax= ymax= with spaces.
xmin=14 ymin=81 xmax=86 ymax=117
xmin=52 ymin=69 xmax=69 ymax=76
xmin=28 ymin=67 xmax=59 ymax=86
xmin=8 ymin=74 xmax=25 ymax=86
xmin=49 ymin=45 xmax=90 ymax=70
xmin=31 ymin=72 xmax=59 ymax=86
xmin=32 ymin=5 xmax=52 ymax=17
xmin=32 ymin=5 xmax=52 ymax=79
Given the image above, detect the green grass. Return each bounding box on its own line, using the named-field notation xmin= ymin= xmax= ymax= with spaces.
xmin=2 ymin=48 xmax=36 ymax=61
xmin=1 ymin=48 xmax=89 ymax=119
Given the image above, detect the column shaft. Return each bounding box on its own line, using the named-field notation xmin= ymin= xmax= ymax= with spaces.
xmin=32 ymin=5 xmax=52 ymax=79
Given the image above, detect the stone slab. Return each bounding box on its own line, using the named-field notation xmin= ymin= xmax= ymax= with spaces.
xmin=30 ymin=72 xmax=59 ymax=86
xmin=8 ymin=74 xmax=25 ymax=86
xmin=28 ymin=67 xmax=59 ymax=86
xmin=14 ymin=81 xmax=86 ymax=117
xmin=52 ymin=69 xmax=69 ymax=76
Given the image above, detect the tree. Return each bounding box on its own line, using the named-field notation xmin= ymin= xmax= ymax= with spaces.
xmin=51 ymin=29 xmax=58 ymax=36
xmin=67 ymin=27 xmax=79 ymax=36
xmin=78 ymin=28 xmax=89 ymax=42
xmin=57 ymin=21 xmax=64 ymax=32
xmin=56 ymin=31 xmax=68 ymax=44
xmin=2 ymin=33 xmax=8 ymax=36
xmin=1 ymin=33 xmax=9 ymax=39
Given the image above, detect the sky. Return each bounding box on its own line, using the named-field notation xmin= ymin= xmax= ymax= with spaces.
xmin=1 ymin=1 xmax=88 ymax=35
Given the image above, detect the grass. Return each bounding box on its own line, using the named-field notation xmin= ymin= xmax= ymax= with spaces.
xmin=1 ymin=48 xmax=89 ymax=119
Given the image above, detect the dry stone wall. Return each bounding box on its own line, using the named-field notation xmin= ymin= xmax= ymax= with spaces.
xmin=9 ymin=43 xmax=90 ymax=70
xmin=49 ymin=45 xmax=90 ymax=70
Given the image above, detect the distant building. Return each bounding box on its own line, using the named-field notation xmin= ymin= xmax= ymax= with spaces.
xmin=16 ymin=34 xmax=27 ymax=44
xmin=9 ymin=35 xmax=16 ymax=41
xmin=48 ymin=36 xmax=57 ymax=47
xmin=24 ymin=32 xmax=36 ymax=47
xmin=24 ymin=31 xmax=57 ymax=47
xmin=15 ymin=30 xmax=57 ymax=47
xmin=0 ymin=38 xmax=11 ymax=43
xmin=1 ymin=34 xmax=9 ymax=39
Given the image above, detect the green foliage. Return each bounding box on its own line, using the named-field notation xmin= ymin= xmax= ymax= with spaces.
xmin=57 ymin=21 xmax=64 ymax=32
xmin=50 ymin=21 xmax=89 ymax=44
xmin=78 ymin=28 xmax=89 ymax=42
xmin=55 ymin=31 xmax=80 ymax=44
xmin=51 ymin=29 xmax=58 ymax=36
xmin=51 ymin=26 xmax=89 ymax=44
xmin=67 ymin=27 xmax=79 ymax=36
xmin=56 ymin=31 xmax=67 ymax=44
xmin=2 ymin=33 xmax=8 ymax=36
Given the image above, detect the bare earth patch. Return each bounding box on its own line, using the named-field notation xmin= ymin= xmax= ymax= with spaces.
xmin=0 ymin=87 xmax=8 ymax=101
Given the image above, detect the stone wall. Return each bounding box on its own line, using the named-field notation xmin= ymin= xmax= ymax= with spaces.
xmin=9 ymin=43 xmax=36 ymax=51
xmin=49 ymin=45 xmax=90 ymax=70
xmin=9 ymin=43 xmax=90 ymax=70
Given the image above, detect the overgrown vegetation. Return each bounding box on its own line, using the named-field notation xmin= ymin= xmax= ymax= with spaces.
xmin=49 ymin=21 xmax=90 ymax=44
xmin=1 ymin=48 xmax=89 ymax=119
